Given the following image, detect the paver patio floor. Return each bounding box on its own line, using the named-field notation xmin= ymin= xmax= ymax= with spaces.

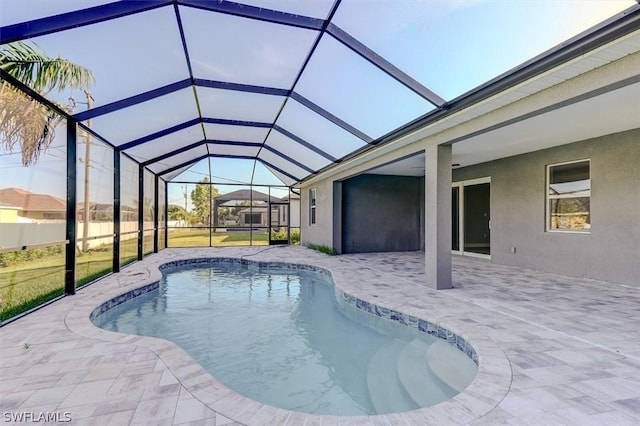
xmin=1 ymin=246 xmax=639 ymax=425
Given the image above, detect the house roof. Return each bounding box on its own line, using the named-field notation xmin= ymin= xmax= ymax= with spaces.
xmin=238 ymin=206 xmax=268 ymax=214
xmin=2 ymin=1 xmax=637 ymax=186
xmin=280 ymin=193 xmax=300 ymax=201
xmin=0 ymin=187 xmax=66 ymax=212
xmin=215 ymin=189 xmax=281 ymax=204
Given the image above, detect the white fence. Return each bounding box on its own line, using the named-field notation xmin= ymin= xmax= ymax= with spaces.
xmin=0 ymin=221 xmax=152 ymax=250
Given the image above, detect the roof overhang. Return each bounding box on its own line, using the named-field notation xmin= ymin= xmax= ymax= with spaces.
xmin=298 ymin=22 xmax=640 ymax=184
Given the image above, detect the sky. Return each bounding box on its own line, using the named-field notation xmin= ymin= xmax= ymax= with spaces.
xmin=1 ymin=0 xmax=635 ymax=200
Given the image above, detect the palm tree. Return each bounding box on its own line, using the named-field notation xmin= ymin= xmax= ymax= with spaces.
xmin=0 ymin=41 xmax=94 ymax=165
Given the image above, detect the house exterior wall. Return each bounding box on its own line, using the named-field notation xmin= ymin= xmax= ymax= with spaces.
xmin=0 ymin=208 xmax=18 ymax=223
xmin=298 ymin=52 xmax=639 ymax=285
xmin=300 ymin=179 xmax=335 ymax=247
xmin=22 ymin=210 xmax=45 ymax=220
xmin=289 ymin=199 xmax=301 ymax=228
xmin=453 ymin=128 xmax=640 ymax=286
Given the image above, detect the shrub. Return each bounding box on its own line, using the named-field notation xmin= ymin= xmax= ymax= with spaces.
xmin=0 ymin=244 xmax=64 ymax=267
xmin=268 ymin=228 xmax=301 ymax=245
xmin=291 ymin=228 xmax=300 ymax=245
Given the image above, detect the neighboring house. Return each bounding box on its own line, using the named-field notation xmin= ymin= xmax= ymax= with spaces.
xmin=237 ymin=206 xmax=269 ymax=227
xmin=213 ymin=189 xmax=286 ymax=228
xmin=0 ymin=188 xmax=66 ymax=248
xmin=120 ymin=205 xmax=137 ymax=223
xmin=77 ymin=203 xmax=114 ymax=222
xmin=299 ymin=27 xmax=640 ymax=289
xmin=0 ymin=187 xmax=65 ymax=222
xmin=0 ymin=205 xmax=20 ymax=223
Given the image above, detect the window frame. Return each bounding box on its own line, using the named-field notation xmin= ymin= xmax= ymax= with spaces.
xmin=546 ymin=158 xmax=591 ymax=234
xmin=309 ymin=188 xmax=317 ymax=225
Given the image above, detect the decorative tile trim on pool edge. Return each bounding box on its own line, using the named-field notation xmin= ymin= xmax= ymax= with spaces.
xmin=89 ymin=281 xmax=159 ymax=322
xmin=336 ymin=289 xmax=478 ymax=365
xmin=90 ymin=257 xmax=477 ymax=365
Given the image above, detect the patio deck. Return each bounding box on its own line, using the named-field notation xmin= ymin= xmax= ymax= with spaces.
xmin=1 ymin=246 xmax=639 ymax=425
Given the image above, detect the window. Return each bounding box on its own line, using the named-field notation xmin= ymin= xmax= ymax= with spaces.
xmin=244 ymin=213 xmax=261 ymax=225
xmin=309 ymin=188 xmax=317 ymax=225
xmin=547 ymin=160 xmax=590 ymax=232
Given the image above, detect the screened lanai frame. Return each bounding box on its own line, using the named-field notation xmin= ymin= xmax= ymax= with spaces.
xmin=0 ymin=72 xmax=297 ymax=325
xmin=1 ymin=0 xmax=447 ymax=186
xmin=165 ymin=180 xmax=295 ymax=248
xmin=2 ymin=1 xmax=638 ymax=189
xmin=2 ymin=1 xmax=639 ymax=324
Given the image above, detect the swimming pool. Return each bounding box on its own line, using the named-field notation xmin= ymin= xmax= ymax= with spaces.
xmin=92 ymin=259 xmax=477 ymax=416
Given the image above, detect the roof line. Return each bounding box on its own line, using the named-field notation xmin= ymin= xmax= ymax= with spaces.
xmin=0 ymin=0 xmax=172 ymax=44
xmin=326 ymin=23 xmax=445 ymax=107
xmin=443 ymin=73 xmax=640 ymax=147
xmin=73 ymin=79 xmax=192 ymax=121
xmin=297 ymin=4 xmax=640 ymax=185
xmin=380 ymin=3 xmax=640 ymax=146
xmin=432 ymin=7 xmax=640 ymax=116
xmin=176 ymin=0 xmax=324 ymax=31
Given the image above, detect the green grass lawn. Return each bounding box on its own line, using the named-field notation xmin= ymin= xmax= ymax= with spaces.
xmin=167 ymin=229 xmax=269 ymax=247
xmin=0 ymin=246 xmax=124 ymax=321
xmin=0 ymin=230 xmax=288 ymax=322
xmin=0 ymin=238 xmax=138 ymax=321
xmin=0 ymin=253 xmax=65 ymax=322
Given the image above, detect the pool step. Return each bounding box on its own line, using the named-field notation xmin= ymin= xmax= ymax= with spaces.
xmin=397 ymin=339 xmax=454 ymax=407
xmin=427 ymin=339 xmax=476 ymax=392
xmin=366 ymin=339 xmax=418 ymax=414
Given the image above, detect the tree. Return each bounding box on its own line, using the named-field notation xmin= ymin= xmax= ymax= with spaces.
xmin=190 ymin=177 xmax=219 ymax=225
xmin=0 ymin=41 xmax=95 ymax=165
xmin=168 ymin=204 xmax=187 ymax=222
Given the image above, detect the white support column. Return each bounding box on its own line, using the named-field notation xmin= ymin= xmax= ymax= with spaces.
xmin=425 ymin=144 xmax=452 ymax=289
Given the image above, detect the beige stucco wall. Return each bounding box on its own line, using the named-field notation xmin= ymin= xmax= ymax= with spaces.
xmin=298 ymin=49 xmax=640 ymax=285
xmin=301 ymin=128 xmax=640 ymax=285
xmin=453 ymin=128 xmax=640 ymax=286
xmin=300 ymin=179 xmax=335 ymax=247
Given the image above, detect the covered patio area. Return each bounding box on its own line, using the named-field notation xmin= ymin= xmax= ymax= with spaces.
xmin=1 ymin=247 xmax=639 ymax=425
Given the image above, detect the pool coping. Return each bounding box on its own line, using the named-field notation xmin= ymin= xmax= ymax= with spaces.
xmin=65 ymin=252 xmax=512 ymax=425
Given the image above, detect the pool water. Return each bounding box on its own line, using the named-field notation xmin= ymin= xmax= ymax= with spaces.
xmin=93 ymin=262 xmax=477 ymax=415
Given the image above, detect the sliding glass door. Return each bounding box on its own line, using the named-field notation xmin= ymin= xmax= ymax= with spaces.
xmin=452 ymin=178 xmax=491 ymax=258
